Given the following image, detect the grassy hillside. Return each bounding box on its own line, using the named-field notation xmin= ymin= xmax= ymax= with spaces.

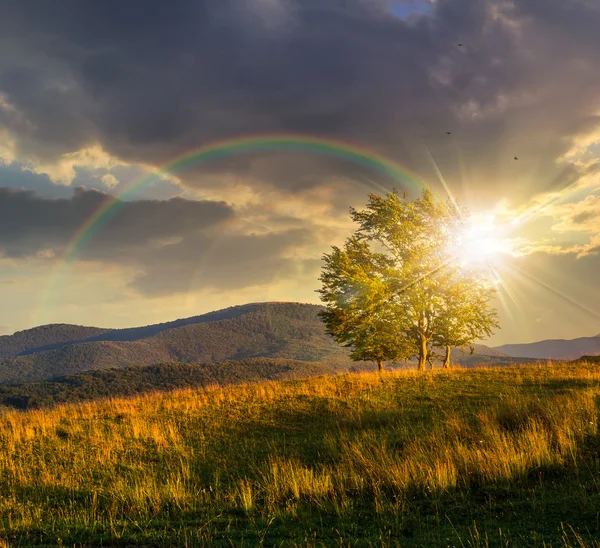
xmin=1 ymin=362 xmax=599 ymax=546
xmin=0 ymin=356 xmax=540 ymax=411
xmin=0 ymin=358 xmax=345 ymax=410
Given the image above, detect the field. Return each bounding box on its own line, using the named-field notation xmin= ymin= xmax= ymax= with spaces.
xmin=1 ymin=362 xmax=599 ymax=546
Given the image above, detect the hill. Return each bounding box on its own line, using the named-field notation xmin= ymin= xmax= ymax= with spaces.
xmin=573 ymin=355 xmax=600 ymax=364
xmin=0 ymin=354 xmax=542 ymax=411
xmin=0 ymin=302 xmax=507 ymax=385
xmin=0 ymin=358 xmax=340 ymax=410
xmin=0 ymin=363 xmax=599 ymax=546
xmin=0 ymin=324 xmax=111 ymax=358
xmin=0 ymin=303 xmax=355 ymax=384
xmin=496 ymin=334 xmax=600 ymax=359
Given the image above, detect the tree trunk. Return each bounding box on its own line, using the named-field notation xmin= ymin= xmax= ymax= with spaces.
xmin=377 ymin=360 xmax=384 ymax=372
xmin=443 ymin=345 xmax=451 ymax=369
xmin=418 ymin=335 xmax=428 ymax=371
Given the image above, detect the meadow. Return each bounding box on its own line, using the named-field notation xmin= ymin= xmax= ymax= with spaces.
xmin=0 ymin=362 xmax=599 ymax=546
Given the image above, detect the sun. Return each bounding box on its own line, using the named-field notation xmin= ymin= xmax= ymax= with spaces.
xmin=454 ymin=214 xmax=513 ymax=267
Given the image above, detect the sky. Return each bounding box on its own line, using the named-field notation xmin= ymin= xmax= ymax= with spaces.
xmin=0 ymin=0 xmax=599 ymax=345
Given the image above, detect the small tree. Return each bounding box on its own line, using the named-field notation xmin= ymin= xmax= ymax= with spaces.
xmin=319 ymin=190 xmax=499 ymax=371
xmin=432 ymin=274 xmax=500 ymax=367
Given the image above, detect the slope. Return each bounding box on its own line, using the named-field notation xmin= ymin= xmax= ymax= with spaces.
xmin=0 ymin=364 xmax=599 ymax=546
xmin=0 ymin=324 xmax=111 ymax=358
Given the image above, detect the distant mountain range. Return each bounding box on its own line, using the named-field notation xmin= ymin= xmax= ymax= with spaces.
xmin=0 ymin=302 xmax=511 ymax=386
xmin=495 ymin=334 xmax=600 ymax=360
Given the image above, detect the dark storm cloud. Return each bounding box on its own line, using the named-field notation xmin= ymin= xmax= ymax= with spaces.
xmin=0 ymin=186 xmax=315 ymax=296
xmin=4 ymin=0 xmax=599 ymax=200
xmin=0 ymin=187 xmax=233 ymax=258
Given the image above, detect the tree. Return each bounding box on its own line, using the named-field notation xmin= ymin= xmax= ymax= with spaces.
xmin=318 ymin=190 xmax=499 ymax=371
xmin=432 ymin=274 xmax=500 ymax=368
xmin=318 ymin=237 xmax=413 ymax=371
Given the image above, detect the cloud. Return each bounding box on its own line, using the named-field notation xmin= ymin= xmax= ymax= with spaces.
xmin=130 ymin=228 xmax=315 ymax=296
xmin=1 ymin=0 xmax=599 ymax=205
xmin=0 ymin=187 xmax=234 ymax=259
xmin=0 ymin=278 xmax=28 ymax=286
xmin=1 ymin=0 xmax=600 ymax=337
xmin=100 ymin=173 xmax=119 ymax=188
xmin=0 ymin=162 xmax=73 ymax=198
xmin=549 ymin=195 xmax=600 ymax=233
xmin=0 ymin=186 xmax=324 ymax=297
xmin=35 ymin=146 xmax=128 ymax=186
xmin=513 ymin=193 xmax=600 ymax=258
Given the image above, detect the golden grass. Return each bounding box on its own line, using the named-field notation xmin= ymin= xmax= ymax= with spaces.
xmin=0 ymin=362 xmax=599 ymax=545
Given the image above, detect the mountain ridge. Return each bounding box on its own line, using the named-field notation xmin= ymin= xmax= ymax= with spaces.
xmin=0 ymin=303 xmax=355 ymax=384
xmin=0 ymin=301 xmax=507 ymax=385
xmin=5 ymin=302 xmax=281 ymax=357
xmin=495 ymin=334 xmax=600 ymax=360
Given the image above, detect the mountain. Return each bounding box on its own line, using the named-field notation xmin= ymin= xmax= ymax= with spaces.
xmin=0 ymin=303 xmax=358 ymax=384
xmin=0 ymin=302 xmax=511 ymax=386
xmin=496 ymin=335 xmax=600 ymax=360
xmin=0 ymin=324 xmax=111 ymax=358
xmin=1 ymin=303 xmax=286 ymax=357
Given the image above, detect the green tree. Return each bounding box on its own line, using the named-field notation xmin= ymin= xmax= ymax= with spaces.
xmin=318 ymin=237 xmax=413 ymax=371
xmin=319 ymin=190 xmax=499 ymax=371
xmin=432 ymin=273 xmax=500 ymax=368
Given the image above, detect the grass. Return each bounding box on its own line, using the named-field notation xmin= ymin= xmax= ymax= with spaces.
xmin=0 ymin=362 xmax=600 ymax=546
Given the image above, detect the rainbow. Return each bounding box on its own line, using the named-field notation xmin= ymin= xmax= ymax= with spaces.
xmin=35 ymin=133 xmax=427 ymax=324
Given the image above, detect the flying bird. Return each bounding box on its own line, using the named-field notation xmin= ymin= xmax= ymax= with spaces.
xmin=446 ymin=132 xmax=452 ymax=135
xmin=514 ymin=156 xmax=518 ymax=160
xmin=457 ymin=43 xmax=463 ymax=47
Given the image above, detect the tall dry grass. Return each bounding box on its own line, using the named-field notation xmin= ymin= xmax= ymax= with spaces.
xmin=0 ymin=362 xmax=598 ymax=545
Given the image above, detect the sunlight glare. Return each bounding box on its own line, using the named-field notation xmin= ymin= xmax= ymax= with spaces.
xmin=455 ymin=215 xmax=513 ymax=267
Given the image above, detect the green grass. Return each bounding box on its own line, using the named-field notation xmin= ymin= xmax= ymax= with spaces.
xmin=1 ymin=362 xmax=600 ymax=546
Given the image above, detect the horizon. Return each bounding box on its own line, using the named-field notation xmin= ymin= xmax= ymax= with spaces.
xmin=1 ymin=1 xmax=600 ymax=345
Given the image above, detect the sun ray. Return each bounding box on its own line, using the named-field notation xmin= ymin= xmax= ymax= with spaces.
xmin=505 ymin=263 xmax=600 ymax=322
xmin=489 ymin=266 xmax=522 ymax=313
xmin=485 ymin=265 xmax=517 ymax=322
xmin=424 ymin=144 xmax=464 ymax=220
xmin=509 ymin=171 xmax=586 ymax=231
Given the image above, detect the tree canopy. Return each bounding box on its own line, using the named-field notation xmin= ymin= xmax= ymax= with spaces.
xmin=318 ymin=190 xmax=499 ymax=370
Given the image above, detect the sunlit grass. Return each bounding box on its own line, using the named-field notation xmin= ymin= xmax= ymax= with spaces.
xmin=0 ymin=362 xmax=599 ymax=545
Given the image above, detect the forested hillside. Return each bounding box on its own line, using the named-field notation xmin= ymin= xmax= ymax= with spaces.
xmin=0 ymin=324 xmax=111 ymax=358
xmin=0 ymin=302 xmax=511 ymax=386
xmin=0 ymin=358 xmax=339 ymax=410
xmin=0 ymin=303 xmax=355 ymax=384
